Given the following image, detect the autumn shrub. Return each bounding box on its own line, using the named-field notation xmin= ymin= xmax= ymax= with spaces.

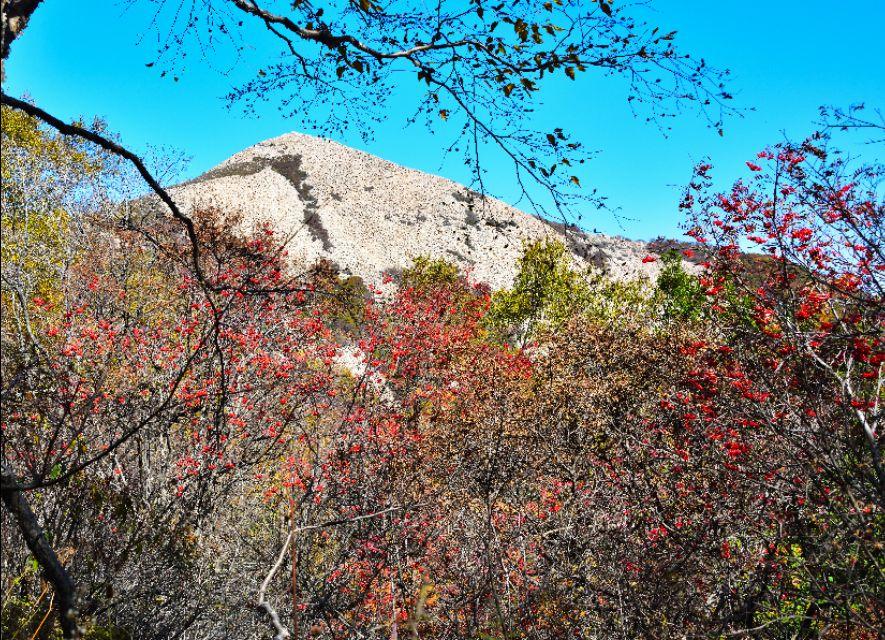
xmin=3 ymin=109 xmax=881 ymax=639
xmin=680 ymin=132 xmax=883 ymax=636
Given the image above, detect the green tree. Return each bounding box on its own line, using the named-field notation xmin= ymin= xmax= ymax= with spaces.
xmin=401 ymin=256 xmax=462 ymax=292
xmin=654 ymin=249 xmax=705 ymax=320
xmin=487 ymin=239 xmax=649 ymax=340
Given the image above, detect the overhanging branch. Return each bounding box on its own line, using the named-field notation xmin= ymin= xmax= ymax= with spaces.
xmin=0 ymin=92 xmax=208 ymax=284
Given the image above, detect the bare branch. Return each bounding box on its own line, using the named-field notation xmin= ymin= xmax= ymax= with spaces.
xmin=257 ymin=531 xmax=293 ymax=640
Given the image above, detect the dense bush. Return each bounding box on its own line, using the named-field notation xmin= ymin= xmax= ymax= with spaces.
xmin=2 ymin=111 xmax=881 ymax=639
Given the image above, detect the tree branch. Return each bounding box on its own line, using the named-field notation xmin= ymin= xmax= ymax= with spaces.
xmin=0 ymin=91 xmax=208 ymax=285
xmin=257 ymin=530 xmax=293 ymax=640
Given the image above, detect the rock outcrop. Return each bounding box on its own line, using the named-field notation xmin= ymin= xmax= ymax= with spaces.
xmin=170 ymin=132 xmax=667 ymax=288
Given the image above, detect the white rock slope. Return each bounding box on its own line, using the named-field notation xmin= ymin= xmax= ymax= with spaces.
xmin=170 ymin=132 xmax=665 ymax=289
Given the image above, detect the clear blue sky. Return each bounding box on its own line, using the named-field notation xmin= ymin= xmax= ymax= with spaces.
xmin=4 ymin=1 xmax=884 ymax=240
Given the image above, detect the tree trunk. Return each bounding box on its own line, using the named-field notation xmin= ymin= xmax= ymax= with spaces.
xmin=1 ymin=0 xmax=44 ymax=63
xmin=1 ymin=465 xmax=80 ymax=639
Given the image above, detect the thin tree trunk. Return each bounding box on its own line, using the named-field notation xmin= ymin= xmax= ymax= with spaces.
xmin=1 ymin=464 xmax=80 ymax=638
xmin=289 ymin=489 xmax=299 ymax=639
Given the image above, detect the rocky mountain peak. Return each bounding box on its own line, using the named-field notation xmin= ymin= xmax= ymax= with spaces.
xmin=170 ymin=132 xmax=668 ymax=289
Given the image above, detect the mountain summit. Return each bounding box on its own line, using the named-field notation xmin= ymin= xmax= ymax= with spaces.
xmin=170 ymin=132 xmax=665 ymax=288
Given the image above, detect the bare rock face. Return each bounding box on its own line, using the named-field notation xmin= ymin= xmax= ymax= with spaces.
xmin=170 ymin=132 xmax=666 ymax=289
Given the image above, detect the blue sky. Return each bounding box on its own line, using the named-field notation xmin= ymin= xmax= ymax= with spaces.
xmin=4 ymin=0 xmax=884 ymax=240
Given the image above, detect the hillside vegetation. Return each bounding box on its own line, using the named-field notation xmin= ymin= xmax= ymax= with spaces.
xmin=1 ymin=108 xmax=882 ymax=639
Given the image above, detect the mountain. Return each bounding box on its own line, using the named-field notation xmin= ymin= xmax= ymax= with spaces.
xmin=170 ymin=132 xmax=668 ymax=289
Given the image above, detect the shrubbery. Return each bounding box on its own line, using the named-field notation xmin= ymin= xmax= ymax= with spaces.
xmin=2 ymin=110 xmax=881 ymax=639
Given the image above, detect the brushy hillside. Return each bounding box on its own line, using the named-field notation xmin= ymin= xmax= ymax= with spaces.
xmin=2 ymin=109 xmax=882 ymax=640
